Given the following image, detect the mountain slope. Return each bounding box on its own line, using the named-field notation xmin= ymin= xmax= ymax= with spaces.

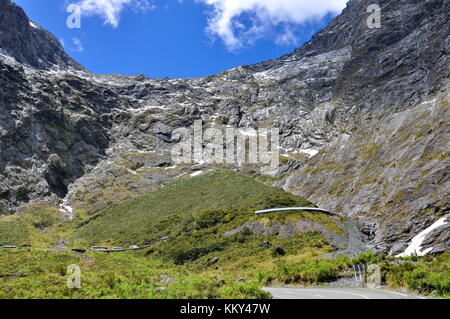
xmin=283 ymin=95 xmax=449 ymax=255
xmin=75 ymin=170 xmax=343 ymax=247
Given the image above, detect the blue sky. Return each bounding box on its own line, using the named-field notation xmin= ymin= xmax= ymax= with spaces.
xmin=15 ymin=0 xmax=347 ymax=78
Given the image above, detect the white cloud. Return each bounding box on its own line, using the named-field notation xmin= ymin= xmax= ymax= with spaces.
xmin=198 ymin=0 xmax=348 ymax=50
xmin=66 ymin=0 xmax=347 ymax=50
xmin=72 ymin=37 xmax=84 ymax=52
xmin=73 ymin=0 xmax=154 ymax=28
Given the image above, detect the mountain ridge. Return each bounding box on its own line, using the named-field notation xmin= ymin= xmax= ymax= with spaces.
xmin=0 ymin=0 xmax=85 ymax=71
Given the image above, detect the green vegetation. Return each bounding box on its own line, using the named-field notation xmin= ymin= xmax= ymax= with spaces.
xmin=261 ymin=251 xmax=450 ymax=298
xmin=1 ymin=169 xmax=448 ymax=299
xmin=0 ymin=249 xmax=270 ymax=299
xmin=0 ymin=205 xmax=63 ymax=247
xmin=194 ymin=210 xmax=228 ymax=229
xmin=2 ymin=248 xmax=447 ymax=299
xmin=0 ymin=226 xmax=335 ymax=299
xmin=266 ymin=255 xmax=351 ymax=284
xmin=382 ymin=253 xmax=450 ymax=298
xmin=420 ymin=150 xmax=450 ymax=163
xmin=71 ymin=169 xmax=346 ymax=294
xmin=0 ymin=169 xmax=347 ymax=299
xmin=345 ymin=251 xmax=450 ymax=298
xmin=75 ymin=169 xmax=317 ymax=246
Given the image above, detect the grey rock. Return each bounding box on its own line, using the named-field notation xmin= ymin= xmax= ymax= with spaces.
xmin=390 ymin=242 xmax=409 ymax=256
xmin=160 ymin=274 xmax=174 ymax=283
xmin=261 ymin=241 xmax=271 ymax=248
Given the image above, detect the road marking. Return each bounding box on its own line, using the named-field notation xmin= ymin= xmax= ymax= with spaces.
xmin=367 ymin=289 xmax=425 ymax=299
xmin=264 ymin=288 xmax=371 ymax=299
xmin=302 ymin=289 xmax=371 ymax=299
xmin=264 ymin=287 xmax=428 ymax=299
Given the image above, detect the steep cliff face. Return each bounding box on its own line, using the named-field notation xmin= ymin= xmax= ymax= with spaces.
xmin=0 ymin=0 xmax=84 ymax=71
xmin=283 ymin=94 xmax=449 ymax=255
xmin=0 ymin=0 xmax=448 ymax=254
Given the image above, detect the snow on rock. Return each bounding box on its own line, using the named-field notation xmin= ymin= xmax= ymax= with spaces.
xmin=164 ymin=166 xmax=178 ymax=170
xmin=281 ymin=148 xmax=319 ymax=158
xmin=396 ymin=216 xmax=448 ymax=257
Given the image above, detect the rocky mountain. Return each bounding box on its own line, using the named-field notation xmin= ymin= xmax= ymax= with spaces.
xmin=0 ymin=0 xmax=84 ymax=71
xmin=0 ymin=0 xmax=448 ymax=255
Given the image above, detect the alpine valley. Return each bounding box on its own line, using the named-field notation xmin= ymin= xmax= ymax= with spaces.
xmin=0 ymin=0 xmax=448 ymax=299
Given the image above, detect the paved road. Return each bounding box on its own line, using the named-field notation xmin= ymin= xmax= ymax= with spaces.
xmin=263 ymin=287 xmax=426 ymax=299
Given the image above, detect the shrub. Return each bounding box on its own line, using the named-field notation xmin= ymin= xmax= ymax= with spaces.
xmin=425 ymin=272 xmax=450 ymax=296
xmin=32 ymin=212 xmax=58 ymax=229
xmin=404 ymin=267 xmax=427 ymax=291
xmin=194 ymin=210 xmax=227 ymax=229
xmin=352 ymin=251 xmax=379 ymax=265
xmin=271 ymin=259 xmax=341 ymax=284
xmin=173 ymin=242 xmax=226 ymax=264
xmin=261 ymin=194 xmax=298 ymax=209
xmin=272 ymin=247 xmax=286 ymax=257
xmin=219 ymin=281 xmax=271 ymax=299
xmin=383 ymin=253 xmax=450 ymax=297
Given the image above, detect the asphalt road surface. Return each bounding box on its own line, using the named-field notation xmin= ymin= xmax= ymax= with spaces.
xmin=263 ymin=287 xmax=427 ymax=299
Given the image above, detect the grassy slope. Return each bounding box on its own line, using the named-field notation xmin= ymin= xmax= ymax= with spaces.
xmin=0 ymin=205 xmax=63 ymax=247
xmin=0 ymin=169 xmax=351 ymax=299
xmin=75 ymin=169 xmax=326 ymax=246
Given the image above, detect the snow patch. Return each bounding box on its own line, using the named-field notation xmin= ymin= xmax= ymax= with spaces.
xmin=396 ymin=216 xmax=448 ymax=257
xmin=194 ymin=160 xmax=206 ymax=166
xmin=128 ymin=105 xmax=169 ymax=113
xmin=190 ymin=170 xmax=204 ymax=177
xmin=59 ymin=199 xmax=74 ymax=221
xmin=29 ymin=21 xmax=39 ymax=29
xmin=127 ymin=168 xmax=138 ymax=175
xmin=299 ymin=149 xmax=319 ymax=157
xmin=238 ymin=129 xmax=258 ymax=137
